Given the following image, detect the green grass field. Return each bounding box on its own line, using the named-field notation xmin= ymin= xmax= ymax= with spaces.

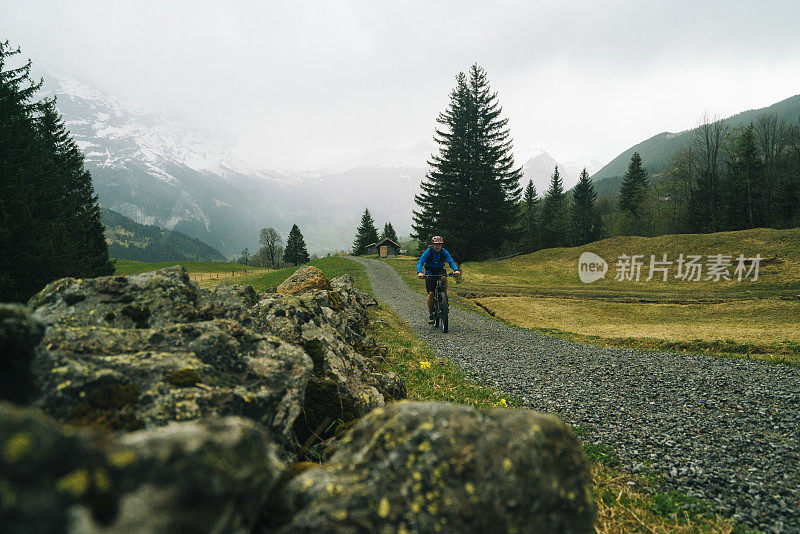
xmin=443 ymin=227 xmax=800 ymax=299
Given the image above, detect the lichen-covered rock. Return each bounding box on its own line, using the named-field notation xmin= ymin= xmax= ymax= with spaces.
xmin=331 ymin=273 xmax=378 ymax=309
xmin=27 ymin=268 xmax=313 ymax=443
xmin=29 ymin=267 xmax=253 ymax=329
xmin=0 ymin=304 xmax=44 ymax=403
xmin=277 ymin=266 xmax=332 ymax=296
xmin=252 ymin=288 xmax=405 ymax=445
xmin=329 ymin=274 xmax=377 ymax=347
xmin=0 ymin=402 xmax=284 ymax=534
xmin=221 ymin=284 xmax=260 ymax=308
xmin=271 ymin=401 xmax=595 ymax=534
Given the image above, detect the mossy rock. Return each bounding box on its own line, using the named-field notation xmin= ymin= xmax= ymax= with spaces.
xmin=275 ymin=401 xmax=596 ymax=533
xmin=69 ymin=384 xmax=144 ymax=431
xmin=166 ymin=368 xmax=200 ymax=387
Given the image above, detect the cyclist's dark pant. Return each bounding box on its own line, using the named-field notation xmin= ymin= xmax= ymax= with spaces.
xmin=425 ymin=268 xmax=447 ymax=294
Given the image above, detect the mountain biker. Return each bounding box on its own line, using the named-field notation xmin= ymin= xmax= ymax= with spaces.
xmin=417 ymin=236 xmax=460 ymax=323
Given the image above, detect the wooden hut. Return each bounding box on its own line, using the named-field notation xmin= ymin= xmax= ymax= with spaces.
xmin=370 ymin=238 xmax=401 ymax=258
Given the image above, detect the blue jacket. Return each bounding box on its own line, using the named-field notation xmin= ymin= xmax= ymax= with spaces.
xmin=417 ymin=246 xmax=458 ymax=274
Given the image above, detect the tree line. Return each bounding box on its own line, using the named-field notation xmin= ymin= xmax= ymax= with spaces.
xmin=1 ymin=42 xmax=113 ymax=302
xmin=410 ymin=64 xmax=603 ymax=261
xmin=406 ymin=64 xmax=799 ymax=263
xmin=238 ymin=224 xmax=310 ymax=268
xmin=643 ymin=114 xmax=800 ymax=236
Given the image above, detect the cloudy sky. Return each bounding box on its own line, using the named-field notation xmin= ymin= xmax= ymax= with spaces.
xmin=4 ymin=0 xmax=800 ymax=171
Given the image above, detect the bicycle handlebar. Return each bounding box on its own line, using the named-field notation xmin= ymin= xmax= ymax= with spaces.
xmin=420 ymin=273 xmax=459 ymax=277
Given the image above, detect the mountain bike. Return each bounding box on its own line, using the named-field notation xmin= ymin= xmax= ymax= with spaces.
xmin=423 ymin=273 xmax=458 ymax=333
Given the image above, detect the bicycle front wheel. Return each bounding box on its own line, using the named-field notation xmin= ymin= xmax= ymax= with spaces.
xmin=440 ymin=291 xmax=449 ymax=333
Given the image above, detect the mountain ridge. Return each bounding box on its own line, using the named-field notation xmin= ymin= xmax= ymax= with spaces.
xmin=589 ymin=92 xmax=800 ymax=196
xmin=42 ymin=70 xmax=422 ymax=255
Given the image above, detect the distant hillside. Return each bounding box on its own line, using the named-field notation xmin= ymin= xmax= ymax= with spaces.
xmin=589 ymin=93 xmax=800 ymax=197
xmin=102 ymin=209 xmax=226 ymax=262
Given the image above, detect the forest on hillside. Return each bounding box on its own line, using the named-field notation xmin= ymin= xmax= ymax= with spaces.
xmin=102 ymin=209 xmax=226 ymax=263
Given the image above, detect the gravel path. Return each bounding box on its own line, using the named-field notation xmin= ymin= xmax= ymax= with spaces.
xmin=350 ymin=257 xmax=800 ymax=533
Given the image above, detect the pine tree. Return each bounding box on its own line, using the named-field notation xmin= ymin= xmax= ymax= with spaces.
xmin=37 ymin=98 xmax=113 ymax=278
xmin=0 ymin=41 xmax=112 ymax=302
xmin=412 ymin=64 xmax=522 ymax=261
xmin=522 ymin=179 xmax=540 ymax=252
xmin=618 ymin=152 xmax=649 ymax=217
xmin=381 ymin=222 xmax=399 ymax=243
xmin=570 ymin=169 xmax=601 ymax=245
xmin=283 ymin=224 xmax=310 ymax=266
xmin=540 ymin=166 xmax=568 ymax=248
xmin=352 ymin=208 xmax=379 ymax=255
xmin=617 ymin=152 xmax=653 ymax=236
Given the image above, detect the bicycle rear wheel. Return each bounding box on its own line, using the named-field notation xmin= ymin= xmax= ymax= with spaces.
xmin=440 ymin=291 xmax=449 ymax=333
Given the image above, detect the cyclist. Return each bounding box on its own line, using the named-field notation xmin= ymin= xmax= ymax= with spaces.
xmin=417 ymin=236 xmax=460 ymax=323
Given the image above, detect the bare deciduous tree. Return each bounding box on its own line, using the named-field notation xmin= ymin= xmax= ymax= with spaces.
xmin=753 ymin=114 xmax=788 ymax=223
xmin=691 ymin=113 xmax=729 ymax=232
xmin=259 ymin=227 xmax=282 ymax=268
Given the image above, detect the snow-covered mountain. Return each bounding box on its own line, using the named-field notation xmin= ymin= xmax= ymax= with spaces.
xmin=40 ymin=70 xmax=421 ymax=255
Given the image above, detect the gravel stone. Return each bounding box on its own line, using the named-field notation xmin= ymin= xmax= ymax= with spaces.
xmin=351 ymin=257 xmax=800 ymax=533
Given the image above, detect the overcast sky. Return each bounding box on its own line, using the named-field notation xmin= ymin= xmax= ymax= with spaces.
xmin=4 ymin=0 xmax=800 ymax=170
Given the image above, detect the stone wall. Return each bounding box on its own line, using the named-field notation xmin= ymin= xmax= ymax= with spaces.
xmin=0 ymin=265 xmax=594 ymax=533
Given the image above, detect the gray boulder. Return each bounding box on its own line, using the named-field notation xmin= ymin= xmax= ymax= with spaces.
xmin=27 ymin=267 xmax=313 ymax=444
xmin=0 ymin=304 xmax=44 ymax=403
xmin=0 ymin=402 xmax=284 ymax=534
xmin=272 ymin=401 xmax=595 ymax=533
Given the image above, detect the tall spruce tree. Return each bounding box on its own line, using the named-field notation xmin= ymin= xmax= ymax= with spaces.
xmin=522 ymin=179 xmax=540 ymax=252
xmin=618 ymin=152 xmax=649 ymax=217
xmin=352 ymin=208 xmax=379 ymax=255
xmin=283 ymin=224 xmax=310 ymax=266
xmin=38 ymin=98 xmax=113 ymax=278
xmin=540 ymin=166 xmax=568 ymax=248
xmin=412 ymin=64 xmax=522 ymax=261
xmin=0 ymin=41 xmax=112 ymax=302
xmin=617 ymin=152 xmax=653 ymax=236
xmin=570 ymin=168 xmax=601 ymax=245
xmin=381 ymin=222 xmax=399 ymax=243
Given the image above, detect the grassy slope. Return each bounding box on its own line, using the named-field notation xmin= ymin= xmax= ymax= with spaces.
xmin=459 ymin=227 xmax=800 ymax=299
